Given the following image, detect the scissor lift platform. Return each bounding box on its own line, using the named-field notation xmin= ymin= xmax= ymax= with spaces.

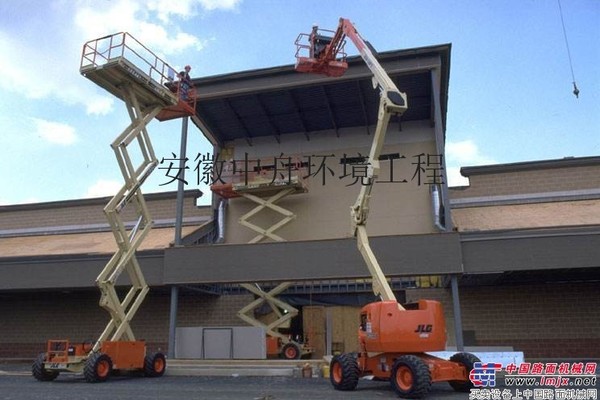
xmin=80 ymin=32 xmax=196 ymax=121
xmin=81 ymin=58 xmax=178 ymax=110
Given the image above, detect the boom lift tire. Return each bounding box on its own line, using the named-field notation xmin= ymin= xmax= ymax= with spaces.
xmin=390 ymin=355 xmax=432 ymax=399
xmin=448 ymin=352 xmax=480 ymax=392
xmin=84 ymin=353 xmax=113 ymax=383
xmin=144 ymin=352 xmax=166 ymax=377
xmin=281 ymin=342 xmax=301 ymax=360
xmin=32 ymin=353 xmax=59 ymax=382
xmin=330 ymin=353 xmax=359 ymax=391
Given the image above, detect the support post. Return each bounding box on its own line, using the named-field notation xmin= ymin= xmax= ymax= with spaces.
xmin=326 ymin=307 xmax=333 ymax=356
xmin=168 ymin=285 xmax=179 ymax=359
xmin=430 ymin=67 xmax=453 ymax=231
xmin=450 ymin=274 xmax=464 ymax=351
xmin=174 ymin=116 xmax=189 ymax=246
xmin=169 ymin=116 xmax=188 ymax=359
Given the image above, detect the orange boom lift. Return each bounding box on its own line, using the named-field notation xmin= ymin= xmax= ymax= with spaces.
xmin=32 ymin=33 xmax=196 ymax=383
xmin=295 ymin=18 xmax=480 ymax=398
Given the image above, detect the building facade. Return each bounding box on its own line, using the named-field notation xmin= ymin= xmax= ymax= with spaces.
xmin=1 ymin=42 xmax=598 ymax=360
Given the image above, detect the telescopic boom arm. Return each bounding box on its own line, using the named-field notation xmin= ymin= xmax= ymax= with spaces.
xmin=296 ymin=18 xmax=408 ymax=303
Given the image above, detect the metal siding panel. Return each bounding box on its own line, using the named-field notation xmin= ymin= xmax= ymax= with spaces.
xmin=163 ymin=233 xmax=463 ymax=284
xmin=0 ymin=254 xmax=164 ymax=290
xmin=461 ymin=233 xmax=600 ymax=273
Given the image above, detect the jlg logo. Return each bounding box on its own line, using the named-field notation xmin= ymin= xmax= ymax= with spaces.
xmin=414 ymin=324 xmax=432 ymax=333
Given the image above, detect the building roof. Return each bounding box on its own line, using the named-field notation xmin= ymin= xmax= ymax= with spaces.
xmin=191 ymin=44 xmax=451 ymax=146
xmin=0 ymin=225 xmax=205 ymax=258
xmin=460 ymin=156 xmax=600 ymax=177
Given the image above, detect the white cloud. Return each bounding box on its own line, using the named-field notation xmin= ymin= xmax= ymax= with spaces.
xmin=0 ymin=0 xmax=236 ymax=116
xmin=445 ymin=139 xmax=496 ymax=187
xmin=74 ymin=0 xmax=215 ymax=56
xmin=445 ymin=139 xmax=495 ymax=165
xmin=85 ymin=179 xmax=123 ymax=198
xmin=197 ymin=0 xmax=242 ymax=11
xmin=0 ymin=26 xmax=114 ymax=116
xmin=446 ymin=166 xmax=469 ymax=187
xmin=31 ymin=118 xmax=78 ymax=145
xmin=85 ymin=97 xmax=114 ymax=116
xmin=146 ymin=0 xmax=242 ymax=22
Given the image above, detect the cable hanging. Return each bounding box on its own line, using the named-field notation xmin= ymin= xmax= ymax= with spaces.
xmin=557 ymin=0 xmax=580 ymax=98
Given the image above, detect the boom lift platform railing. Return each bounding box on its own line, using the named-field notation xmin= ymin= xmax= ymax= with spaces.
xmin=33 ymin=32 xmax=196 ymax=383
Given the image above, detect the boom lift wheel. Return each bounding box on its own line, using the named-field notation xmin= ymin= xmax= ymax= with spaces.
xmin=330 ymin=353 xmax=359 ymax=391
xmin=448 ymin=352 xmax=480 ymax=392
xmin=84 ymin=353 xmax=113 ymax=383
xmin=32 ymin=353 xmax=59 ymax=382
xmin=281 ymin=342 xmax=301 ymax=360
xmin=144 ymin=352 xmax=166 ymax=377
xmin=390 ymin=355 xmax=432 ymax=399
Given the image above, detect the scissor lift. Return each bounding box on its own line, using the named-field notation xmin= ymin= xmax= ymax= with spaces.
xmin=33 ymin=33 xmax=196 ymax=383
xmin=211 ymin=160 xmax=311 ymax=359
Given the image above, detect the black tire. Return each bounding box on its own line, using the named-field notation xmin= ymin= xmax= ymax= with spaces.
xmin=32 ymin=353 xmax=59 ymax=382
xmin=390 ymin=355 xmax=431 ymax=399
xmin=330 ymin=353 xmax=359 ymax=391
xmin=281 ymin=342 xmax=301 ymax=360
xmin=449 ymin=352 xmax=481 ymax=392
xmin=84 ymin=353 xmax=112 ymax=383
xmin=144 ymin=352 xmax=166 ymax=377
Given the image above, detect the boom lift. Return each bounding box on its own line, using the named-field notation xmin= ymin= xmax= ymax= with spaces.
xmin=32 ymin=33 xmax=196 ymax=383
xmin=295 ymin=18 xmax=479 ymax=398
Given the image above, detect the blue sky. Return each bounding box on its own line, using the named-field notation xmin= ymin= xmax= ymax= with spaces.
xmin=0 ymin=0 xmax=598 ymax=206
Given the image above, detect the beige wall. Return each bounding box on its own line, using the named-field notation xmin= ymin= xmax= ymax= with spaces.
xmin=222 ymin=121 xmax=440 ymax=244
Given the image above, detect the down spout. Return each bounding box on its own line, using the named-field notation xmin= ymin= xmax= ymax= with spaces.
xmin=430 ymin=184 xmax=446 ymax=231
xmin=215 ymin=198 xmax=227 ymax=243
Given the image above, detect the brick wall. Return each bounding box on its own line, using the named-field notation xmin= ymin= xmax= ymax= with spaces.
xmin=0 ymin=289 xmax=253 ymax=358
xmin=451 ymin=165 xmax=600 ymax=199
xmin=0 ymin=190 xmax=210 ymax=231
xmin=406 ymin=281 xmax=600 ymax=358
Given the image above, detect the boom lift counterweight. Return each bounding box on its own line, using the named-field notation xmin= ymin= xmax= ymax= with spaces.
xmin=295 ymin=18 xmax=479 ymax=398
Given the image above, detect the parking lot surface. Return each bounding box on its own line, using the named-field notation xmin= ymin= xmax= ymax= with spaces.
xmin=2 ymin=362 xmax=598 ymax=400
xmin=1 ymin=363 xmax=468 ymax=400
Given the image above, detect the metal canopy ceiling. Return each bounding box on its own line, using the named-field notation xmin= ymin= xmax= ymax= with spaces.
xmin=191 ymin=44 xmax=450 ymax=146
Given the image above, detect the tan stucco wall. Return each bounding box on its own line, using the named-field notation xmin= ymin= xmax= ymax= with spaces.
xmin=222 ymin=121 xmax=440 ymax=244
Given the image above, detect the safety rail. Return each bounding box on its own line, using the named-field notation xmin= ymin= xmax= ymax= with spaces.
xmin=47 ymin=340 xmax=69 ymax=363
xmin=80 ymin=32 xmax=177 ymax=88
xmin=210 ymin=155 xmax=308 ymax=199
xmin=294 ymin=28 xmax=347 ymax=61
xmin=294 ymin=28 xmax=348 ymax=77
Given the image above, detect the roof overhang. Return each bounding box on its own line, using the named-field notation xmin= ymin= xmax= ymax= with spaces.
xmin=191 ymin=44 xmax=451 ymax=147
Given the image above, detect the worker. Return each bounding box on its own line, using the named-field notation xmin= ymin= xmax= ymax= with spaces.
xmin=310 ymin=26 xmax=330 ymax=59
xmin=179 ymin=65 xmax=192 ymax=100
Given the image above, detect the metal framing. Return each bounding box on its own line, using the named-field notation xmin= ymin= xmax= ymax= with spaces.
xmin=79 ymin=32 xmax=194 ymax=353
xmin=237 ymin=282 xmax=298 ymax=341
xmin=94 ymin=86 xmax=160 ymax=351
